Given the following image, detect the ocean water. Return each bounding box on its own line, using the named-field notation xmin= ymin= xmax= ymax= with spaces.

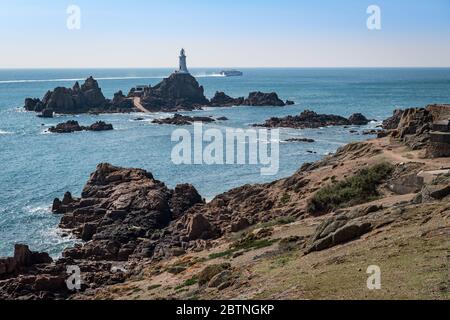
xmin=1 ymin=68 xmax=450 ymax=257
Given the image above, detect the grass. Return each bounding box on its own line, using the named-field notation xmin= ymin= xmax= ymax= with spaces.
xmin=280 ymin=193 xmax=291 ymax=204
xmin=174 ymin=276 xmax=199 ymax=290
xmin=308 ymin=162 xmax=394 ymax=214
xmin=209 ymin=238 xmax=279 ymax=260
xmin=258 ymin=216 xmax=296 ymax=229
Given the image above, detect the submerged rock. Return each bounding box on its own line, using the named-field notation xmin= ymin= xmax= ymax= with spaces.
xmin=152 ymin=114 xmax=215 ymax=126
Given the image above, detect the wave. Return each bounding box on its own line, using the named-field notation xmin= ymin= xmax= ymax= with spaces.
xmin=0 ymin=73 xmax=226 ymax=84
xmin=23 ymin=204 xmax=51 ymax=214
xmin=194 ymin=73 xmax=226 ymax=78
xmin=0 ymin=130 xmax=13 ymax=135
xmin=0 ymin=76 xmax=167 ymax=84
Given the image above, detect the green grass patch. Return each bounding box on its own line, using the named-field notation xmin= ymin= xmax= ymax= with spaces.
xmin=308 ymin=162 xmax=394 ymax=214
xmin=233 ymin=238 xmax=278 ymax=251
xmin=174 ymin=276 xmax=199 ymax=290
xmin=209 ymin=238 xmax=279 ymax=260
xmin=257 ymin=216 xmax=296 ymax=229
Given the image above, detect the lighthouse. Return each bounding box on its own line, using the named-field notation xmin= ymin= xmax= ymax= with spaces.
xmin=178 ymin=48 xmax=189 ymax=74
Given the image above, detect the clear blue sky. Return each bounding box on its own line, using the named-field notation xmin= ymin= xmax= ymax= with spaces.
xmin=1 ymin=0 xmax=449 ymax=68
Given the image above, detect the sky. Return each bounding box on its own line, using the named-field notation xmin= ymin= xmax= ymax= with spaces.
xmin=0 ymin=0 xmax=450 ymax=68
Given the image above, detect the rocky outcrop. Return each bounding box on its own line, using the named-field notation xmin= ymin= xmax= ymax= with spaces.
xmin=112 ymin=91 xmax=134 ymax=109
xmin=139 ymin=73 xmax=210 ymax=112
xmin=382 ymin=109 xmax=404 ymax=130
xmin=88 ymin=121 xmax=114 ymax=132
xmin=48 ymin=121 xmax=113 ymax=134
xmin=386 ymin=105 xmax=450 ymax=157
xmin=255 ymin=110 xmax=370 ymax=129
xmin=427 ymin=120 xmax=450 ymax=158
xmin=0 ymin=245 xmax=52 ymax=280
xmin=52 ymin=163 xmax=205 ymax=261
xmin=210 ymin=92 xmax=244 ymax=107
xmin=242 ymin=92 xmax=286 ymax=107
xmin=210 ymin=91 xmax=289 ymax=107
xmin=25 ymin=77 xmax=137 ymax=115
xmin=348 ymin=113 xmax=370 ymax=126
xmin=38 ymin=109 xmax=54 ymax=118
xmin=152 ymin=114 xmax=215 ymax=126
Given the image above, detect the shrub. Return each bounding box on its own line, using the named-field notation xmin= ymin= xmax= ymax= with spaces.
xmin=308 ymin=163 xmax=393 ymax=214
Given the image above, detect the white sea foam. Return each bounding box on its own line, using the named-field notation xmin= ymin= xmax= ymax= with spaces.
xmin=0 ymin=130 xmax=13 ymax=135
xmin=24 ymin=204 xmax=51 ymax=214
xmin=0 ymin=73 xmax=226 ymax=85
xmin=0 ymin=76 xmax=166 ymax=84
xmin=194 ymin=73 xmax=226 ymax=78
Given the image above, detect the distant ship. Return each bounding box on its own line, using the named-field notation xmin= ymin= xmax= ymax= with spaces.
xmin=220 ymin=70 xmax=243 ymax=77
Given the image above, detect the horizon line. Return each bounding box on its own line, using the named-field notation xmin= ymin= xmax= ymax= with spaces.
xmin=1 ymin=66 xmax=450 ymax=70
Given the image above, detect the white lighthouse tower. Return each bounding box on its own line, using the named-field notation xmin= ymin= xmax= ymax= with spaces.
xmin=178 ymin=48 xmax=189 ymax=74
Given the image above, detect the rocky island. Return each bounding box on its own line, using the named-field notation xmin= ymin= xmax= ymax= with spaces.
xmin=1 ymin=104 xmax=449 ymax=300
xmin=152 ymin=114 xmax=220 ymax=126
xmin=210 ymin=91 xmax=290 ymax=107
xmin=254 ymin=110 xmax=370 ymax=128
xmin=24 ymin=50 xmax=294 ymax=116
xmin=25 ymin=77 xmax=136 ymax=117
xmin=48 ymin=121 xmax=114 ymax=134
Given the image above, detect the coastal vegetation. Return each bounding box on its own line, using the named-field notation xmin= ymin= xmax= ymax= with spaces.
xmin=308 ymin=162 xmax=394 ymax=214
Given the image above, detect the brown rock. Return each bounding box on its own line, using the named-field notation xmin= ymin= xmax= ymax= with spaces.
xmin=187 ymin=214 xmax=216 ymax=241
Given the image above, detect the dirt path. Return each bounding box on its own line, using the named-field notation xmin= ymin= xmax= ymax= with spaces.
xmin=133 ymin=97 xmax=150 ymax=113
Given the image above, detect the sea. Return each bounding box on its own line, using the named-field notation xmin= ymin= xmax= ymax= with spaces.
xmin=1 ymin=68 xmax=450 ymax=257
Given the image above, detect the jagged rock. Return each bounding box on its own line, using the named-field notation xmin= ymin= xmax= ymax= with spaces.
xmin=87 ymin=121 xmax=114 ymax=132
xmin=24 ymin=77 xmax=136 ymax=114
xmin=49 ymin=121 xmax=83 ymax=133
xmin=52 ymin=198 xmax=63 ymax=213
xmin=255 ymin=110 xmax=369 ymax=129
xmin=38 ymin=109 xmax=54 ymax=118
xmin=140 ymin=73 xmax=210 ymax=112
xmin=187 ymin=214 xmax=216 ymax=241
xmin=392 ymin=108 xmax=434 ymax=150
xmin=81 ymin=223 xmax=97 ymax=242
xmin=382 ymin=109 xmax=404 ymax=130
xmin=170 ymin=184 xmax=204 ymax=220
xmin=152 ymin=114 xmax=215 ymax=126
xmin=210 ymin=92 xmax=244 ymax=107
xmin=112 ymin=91 xmax=134 ymax=109
xmin=52 ymin=163 xmax=204 ymax=261
xmin=62 ymin=192 xmax=74 ymax=205
xmin=285 ymin=100 xmax=295 ymax=106
xmin=348 ymin=113 xmax=370 ymax=125
xmin=231 ymin=218 xmax=251 ymax=233
xmin=210 ymin=91 xmax=290 ymax=108
xmin=48 ymin=121 xmax=113 ymax=133
xmin=0 ymin=245 xmax=52 ymax=279
xmin=25 ymin=98 xmax=42 ymax=112
xmin=242 ymin=92 xmax=286 ymax=107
